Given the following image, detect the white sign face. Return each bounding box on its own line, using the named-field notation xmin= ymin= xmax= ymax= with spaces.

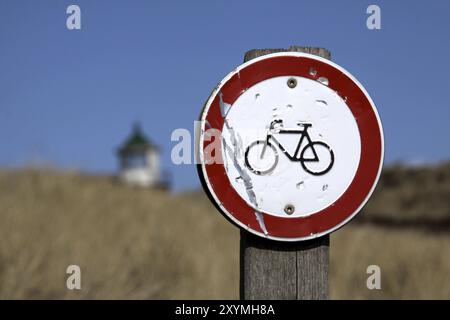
xmin=198 ymin=52 xmax=384 ymax=241
xmin=221 ymin=76 xmax=361 ymax=218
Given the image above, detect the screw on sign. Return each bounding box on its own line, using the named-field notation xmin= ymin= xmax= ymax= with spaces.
xmin=197 ymin=52 xmax=384 ymax=242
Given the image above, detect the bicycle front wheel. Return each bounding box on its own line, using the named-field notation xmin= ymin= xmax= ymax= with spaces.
xmin=300 ymin=141 xmax=335 ymax=176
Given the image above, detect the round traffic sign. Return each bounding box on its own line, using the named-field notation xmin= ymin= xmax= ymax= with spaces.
xmin=197 ymin=52 xmax=384 ymax=241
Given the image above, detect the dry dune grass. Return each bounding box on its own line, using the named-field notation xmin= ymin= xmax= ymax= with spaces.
xmin=0 ymin=166 xmax=449 ymax=299
xmin=331 ymin=225 xmax=450 ymax=299
xmin=0 ymin=168 xmax=239 ymax=299
xmin=363 ymin=163 xmax=450 ymax=221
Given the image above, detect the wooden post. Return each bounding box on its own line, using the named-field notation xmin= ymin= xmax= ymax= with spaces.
xmin=240 ymin=46 xmax=331 ymax=300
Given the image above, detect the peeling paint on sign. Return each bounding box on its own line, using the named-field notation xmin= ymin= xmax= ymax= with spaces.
xmin=221 ymin=76 xmax=361 ymax=218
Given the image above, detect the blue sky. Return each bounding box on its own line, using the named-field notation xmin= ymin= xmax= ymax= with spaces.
xmin=1 ymin=0 xmax=449 ymax=190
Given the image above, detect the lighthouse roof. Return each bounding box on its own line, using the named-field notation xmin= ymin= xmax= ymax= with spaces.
xmin=118 ymin=123 xmax=159 ymax=156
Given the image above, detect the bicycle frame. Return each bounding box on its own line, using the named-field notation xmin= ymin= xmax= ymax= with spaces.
xmin=262 ymin=125 xmax=319 ymax=162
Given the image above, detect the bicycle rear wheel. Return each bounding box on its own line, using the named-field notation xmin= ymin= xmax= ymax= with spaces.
xmin=244 ymin=140 xmax=279 ymax=175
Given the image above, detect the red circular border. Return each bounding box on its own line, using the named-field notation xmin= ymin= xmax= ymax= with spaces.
xmin=200 ymin=54 xmax=383 ymax=240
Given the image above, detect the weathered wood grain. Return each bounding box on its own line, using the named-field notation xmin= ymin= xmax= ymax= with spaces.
xmin=240 ymin=46 xmax=331 ymax=300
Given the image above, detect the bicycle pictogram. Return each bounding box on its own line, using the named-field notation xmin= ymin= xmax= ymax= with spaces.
xmin=244 ymin=119 xmax=335 ymax=176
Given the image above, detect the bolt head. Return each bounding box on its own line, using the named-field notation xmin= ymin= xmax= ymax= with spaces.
xmin=284 ymin=204 xmax=295 ymax=215
xmin=287 ymin=78 xmax=297 ymax=88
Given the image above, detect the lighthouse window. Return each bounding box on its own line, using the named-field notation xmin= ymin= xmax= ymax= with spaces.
xmin=124 ymin=154 xmax=147 ymax=168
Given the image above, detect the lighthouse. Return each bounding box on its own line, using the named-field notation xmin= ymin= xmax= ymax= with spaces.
xmin=117 ymin=123 xmax=161 ymax=187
